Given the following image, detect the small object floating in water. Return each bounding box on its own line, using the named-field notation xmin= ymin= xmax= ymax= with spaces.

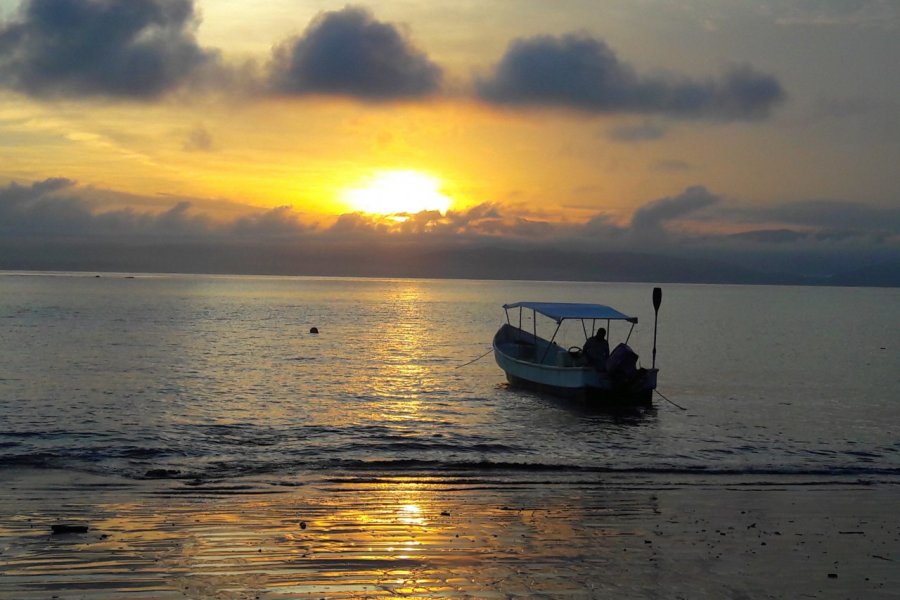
xmin=299 ymin=521 xmax=307 ymax=529
xmin=51 ymin=523 xmax=89 ymax=534
xmin=144 ymin=468 xmax=181 ymax=479
xmin=309 ymin=327 xmax=319 ymax=334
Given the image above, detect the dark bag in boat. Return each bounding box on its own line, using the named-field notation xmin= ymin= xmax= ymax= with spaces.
xmin=606 ymin=343 xmax=639 ymax=383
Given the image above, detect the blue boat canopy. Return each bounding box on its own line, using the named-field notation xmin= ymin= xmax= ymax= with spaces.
xmin=503 ymin=302 xmax=637 ymax=323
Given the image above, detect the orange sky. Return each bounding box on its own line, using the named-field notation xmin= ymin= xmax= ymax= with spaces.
xmin=0 ymin=0 xmax=898 ymax=280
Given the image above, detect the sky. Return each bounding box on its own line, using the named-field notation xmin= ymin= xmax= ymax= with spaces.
xmin=1 ymin=0 xmax=899 ymax=283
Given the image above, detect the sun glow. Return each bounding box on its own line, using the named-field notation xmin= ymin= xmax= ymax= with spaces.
xmin=343 ymin=170 xmax=453 ymax=215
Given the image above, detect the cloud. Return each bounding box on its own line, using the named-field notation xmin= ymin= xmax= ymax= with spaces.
xmin=476 ymin=34 xmax=785 ymax=120
xmin=8 ymin=178 xmax=893 ymax=254
xmin=652 ymin=159 xmax=692 ymax=171
xmin=631 ymin=186 xmax=721 ymax=234
xmin=268 ymin=6 xmax=442 ymax=100
xmin=2 ymin=178 xmax=898 ymax=284
xmin=0 ymin=0 xmax=216 ymax=99
xmin=0 ymin=3 xmax=791 ymax=116
xmin=0 ymin=178 xmax=212 ymax=235
xmin=727 ymin=229 xmax=808 ymax=244
xmin=182 ymin=126 xmax=214 ymax=152
xmin=230 ymin=206 xmax=314 ymax=237
xmin=607 ymin=121 xmax=667 ymax=142
xmin=328 ymin=212 xmax=391 ymax=235
xmin=729 ymin=199 xmax=900 ymax=235
xmin=581 ymin=214 xmax=627 ymax=239
xmin=0 ymin=178 xmax=87 ymax=233
xmin=772 ymin=1 xmax=899 ymax=30
xmin=326 ymin=203 xmax=508 ymax=238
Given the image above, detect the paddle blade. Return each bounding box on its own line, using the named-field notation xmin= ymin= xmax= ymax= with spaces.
xmin=653 ymin=287 xmax=662 ymax=312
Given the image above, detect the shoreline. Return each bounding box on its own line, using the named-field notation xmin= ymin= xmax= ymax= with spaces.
xmin=1 ymin=469 xmax=897 ymax=598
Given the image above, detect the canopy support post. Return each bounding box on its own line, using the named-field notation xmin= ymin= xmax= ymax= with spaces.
xmin=540 ymin=321 xmax=562 ymax=364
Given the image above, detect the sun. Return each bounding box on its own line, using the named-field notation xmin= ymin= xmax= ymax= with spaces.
xmin=343 ymin=170 xmax=452 ymax=215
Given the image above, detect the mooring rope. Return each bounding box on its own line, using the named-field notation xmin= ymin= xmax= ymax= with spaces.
xmin=455 ymin=348 xmax=493 ymax=369
xmin=655 ymin=389 xmax=687 ymax=410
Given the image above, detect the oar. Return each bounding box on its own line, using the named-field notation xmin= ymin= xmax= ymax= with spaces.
xmin=652 ymin=287 xmax=662 ymax=369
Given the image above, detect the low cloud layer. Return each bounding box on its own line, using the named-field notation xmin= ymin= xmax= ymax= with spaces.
xmin=0 ymin=178 xmax=214 ymax=235
xmin=267 ymin=6 xmax=442 ymax=100
xmin=4 ymin=175 xmax=897 ymax=244
xmin=0 ymin=0 xmax=215 ymax=99
xmin=631 ymin=186 xmax=722 ymax=235
xmin=1 ymin=177 xmax=898 ymax=284
xmin=477 ymin=34 xmax=785 ymax=120
xmin=773 ymin=2 xmax=899 ymax=30
xmin=732 ymin=199 xmax=900 ymax=234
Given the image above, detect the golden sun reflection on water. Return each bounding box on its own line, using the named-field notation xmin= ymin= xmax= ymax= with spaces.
xmin=363 ymin=282 xmax=439 ymax=420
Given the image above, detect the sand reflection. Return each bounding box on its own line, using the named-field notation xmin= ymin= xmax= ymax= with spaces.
xmin=2 ymin=470 xmax=897 ymax=598
xmin=0 ymin=473 xmax=643 ymax=598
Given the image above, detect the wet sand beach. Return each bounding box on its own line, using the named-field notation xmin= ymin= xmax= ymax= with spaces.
xmin=1 ymin=469 xmax=896 ymax=599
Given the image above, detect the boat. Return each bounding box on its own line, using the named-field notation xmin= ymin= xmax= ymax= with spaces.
xmin=493 ymin=289 xmax=662 ymax=404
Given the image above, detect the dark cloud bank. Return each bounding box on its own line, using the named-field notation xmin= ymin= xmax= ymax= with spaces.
xmin=0 ymin=2 xmax=442 ymax=101
xmin=0 ymin=0 xmax=215 ymax=98
xmin=268 ymin=6 xmax=442 ymax=100
xmin=0 ymin=1 xmax=784 ymax=118
xmin=476 ymin=34 xmax=785 ymax=119
xmin=2 ymin=179 xmax=898 ymax=286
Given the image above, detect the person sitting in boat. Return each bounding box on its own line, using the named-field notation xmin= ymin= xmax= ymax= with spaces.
xmin=583 ymin=327 xmax=610 ymax=370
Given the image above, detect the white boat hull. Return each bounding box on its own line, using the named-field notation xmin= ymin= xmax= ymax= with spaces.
xmin=493 ymin=324 xmax=657 ymax=403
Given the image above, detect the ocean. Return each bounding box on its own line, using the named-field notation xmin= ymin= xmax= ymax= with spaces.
xmin=1 ymin=271 xmax=898 ymax=486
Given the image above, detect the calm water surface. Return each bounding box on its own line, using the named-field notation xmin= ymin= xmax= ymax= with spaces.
xmin=1 ymin=272 xmax=898 ymax=484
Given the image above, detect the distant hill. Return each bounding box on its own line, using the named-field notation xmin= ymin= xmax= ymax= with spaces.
xmin=409 ymin=245 xmax=801 ymax=285
xmin=826 ymin=261 xmax=900 ymax=287
xmin=0 ymin=236 xmax=897 ymax=287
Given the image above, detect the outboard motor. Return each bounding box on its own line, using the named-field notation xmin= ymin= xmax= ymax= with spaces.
xmin=606 ymin=343 xmax=639 ymax=385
